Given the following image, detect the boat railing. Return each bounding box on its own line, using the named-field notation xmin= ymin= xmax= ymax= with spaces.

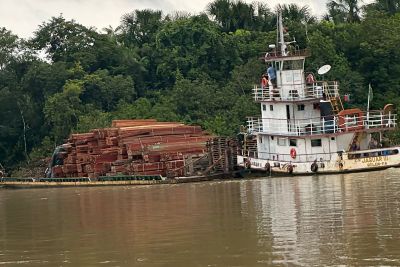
xmin=263 ymin=49 xmax=311 ymax=62
xmin=239 ymin=146 xmax=400 ymax=163
xmin=239 ymin=150 xmax=333 ymax=162
xmin=253 ymin=81 xmax=339 ymax=101
xmin=246 ymin=112 xmax=397 ymax=136
xmin=347 ymin=147 xmax=399 ymax=159
xmin=307 ymin=81 xmax=339 ymax=98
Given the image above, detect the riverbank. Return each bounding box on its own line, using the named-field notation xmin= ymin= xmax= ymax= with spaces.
xmin=8 ymin=158 xmax=49 ymax=178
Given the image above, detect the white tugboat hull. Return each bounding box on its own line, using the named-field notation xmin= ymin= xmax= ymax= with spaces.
xmin=237 ymin=147 xmax=400 ymax=175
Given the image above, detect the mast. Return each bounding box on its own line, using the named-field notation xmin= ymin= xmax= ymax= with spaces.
xmin=278 ymin=11 xmax=287 ymax=56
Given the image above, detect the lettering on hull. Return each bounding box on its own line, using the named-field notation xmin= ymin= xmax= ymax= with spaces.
xmin=352 ymin=156 xmax=389 ymax=168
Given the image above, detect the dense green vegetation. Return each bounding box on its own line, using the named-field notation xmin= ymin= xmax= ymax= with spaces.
xmin=1 ymin=0 xmax=400 ymax=172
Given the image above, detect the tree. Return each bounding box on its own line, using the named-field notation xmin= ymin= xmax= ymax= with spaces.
xmin=252 ymin=2 xmax=275 ymax=32
xmin=75 ymin=108 xmax=112 ymax=133
xmin=31 ymin=15 xmax=98 ymax=66
xmin=81 ymin=69 xmax=136 ymax=111
xmin=155 ymin=15 xmax=240 ymax=87
xmin=277 ymin=4 xmax=315 ymax=24
xmin=113 ymin=98 xmax=153 ymax=119
xmin=275 ymin=4 xmax=317 ymax=49
xmin=119 ymin=9 xmax=164 ymax=47
xmin=21 ymin=61 xmax=69 ymax=103
xmin=0 ymin=27 xmax=19 ymax=70
xmin=326 ymin=0 xmax=361 ymax=23
xmin=207 ymin=0 xmax=233 ymax=32
xmin=358 ymin=12 xmax=400 ymax=108
xmin=365 ymin=0 xmax=400 ymax=15
xmin=44 ymin=80 xmax=83 ymax=143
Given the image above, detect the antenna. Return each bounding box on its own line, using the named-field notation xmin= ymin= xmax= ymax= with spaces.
xmin=317 ymin=65 xmax=331 ymax=75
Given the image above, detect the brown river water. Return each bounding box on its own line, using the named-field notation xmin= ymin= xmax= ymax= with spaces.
xmin=1 ymin=169 xmax=400 ymax=266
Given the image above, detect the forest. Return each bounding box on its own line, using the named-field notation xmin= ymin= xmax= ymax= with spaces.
xmin=1 ymin=0 xmax=400 ymax=174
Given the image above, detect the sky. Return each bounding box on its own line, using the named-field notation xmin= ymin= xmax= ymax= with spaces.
xmin=0 ymin=0 xmax=367 ymax=39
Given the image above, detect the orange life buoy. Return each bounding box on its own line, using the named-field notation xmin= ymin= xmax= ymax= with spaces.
xmin=290 ymin=148 xmax=297 ymax=159
xmin=261 ymin=77 xmax=268 ymax=88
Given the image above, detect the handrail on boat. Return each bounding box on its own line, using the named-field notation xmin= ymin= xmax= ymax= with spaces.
xmin=239 ymin=146 xmax=400 ymax=163
xmin=262 ymin=49 xmax=311 ymax=61
xmin=253 ymin=81 xmax=339 ymax=101
xmin=246 ymin=112 xmax=397 ymax=136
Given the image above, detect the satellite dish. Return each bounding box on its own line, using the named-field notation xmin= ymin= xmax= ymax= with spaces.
xmin=317 ymin=65 xmax=331 ymax=75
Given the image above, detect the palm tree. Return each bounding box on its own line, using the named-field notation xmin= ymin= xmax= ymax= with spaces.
xmin=253 ymin=2 xmax=275 ymax=31
xmin=276 ymin=4 xmax=315 ymax=24
xmin=326 ymin=0 xmax=361 ymax=23
xmin=230 ymin=0 xmax=255 ymax=30
xmin=367 ymin=0 xmax=400 ymax=15
xmin=120 ymin=9 xmax=163 ymax=46
xmin=207 ymin=0 xmax=232 ymax=31
xmin=208 ymin=0 xmax=260 ymax=32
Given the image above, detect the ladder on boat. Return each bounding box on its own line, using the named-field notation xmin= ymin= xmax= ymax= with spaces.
xmin=348 ymin=131 xmax=363 ymax=151
xmin=323 ymin=81 xmax=343 ymax=114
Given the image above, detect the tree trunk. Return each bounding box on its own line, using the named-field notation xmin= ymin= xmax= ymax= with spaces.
xmin=17 ymin=102 xmax=30 ymax=163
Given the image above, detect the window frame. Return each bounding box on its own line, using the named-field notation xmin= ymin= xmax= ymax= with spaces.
xmin=311 ymin=139 xmax=322 ymax=147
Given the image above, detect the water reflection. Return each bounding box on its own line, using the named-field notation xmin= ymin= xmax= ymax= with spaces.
xmin=239 ymin=170 xmax=400 ymax=266
xmin=1 ymin=169 xmax=400 ymax=266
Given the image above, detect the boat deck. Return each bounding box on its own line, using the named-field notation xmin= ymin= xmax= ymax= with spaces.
xmin=0 ymin=174 xmax=229 ymax=189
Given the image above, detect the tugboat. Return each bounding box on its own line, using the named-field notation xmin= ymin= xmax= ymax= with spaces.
xmin=237 ymin=12 xmax=399 ymax=175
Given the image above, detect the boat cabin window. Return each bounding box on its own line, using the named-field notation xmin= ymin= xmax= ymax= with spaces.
xmin=282 ymin=59 xmax=304 ymax=71
xmin=289 ymin=139 xmax=297 ymax=146
xmin=263 ymin=104 xmax=266 ymax=111
xmin=277 ymin=138 xmax=287 ymax=146
xmin=297 ymin=104 xmax=305 ymax=111
xmin=270 ymin=105 xmax=274 ymax=111
xmin=311 ymin=139 xmax=322 ymax=147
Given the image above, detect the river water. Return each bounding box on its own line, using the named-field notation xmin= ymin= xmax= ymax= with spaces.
xmin=1 ymin=169 xmax=400 ymax=266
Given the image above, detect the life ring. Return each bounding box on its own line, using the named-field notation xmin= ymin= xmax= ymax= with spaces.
xmin=290 ymin=148 xmax=297 ymax=159
xmin=265 ymin=162 xmax=271 ymax=172
xmin=311 ymin=162 xmax=318 ymax=172
xmin=287 ymin=164 xmax=294 ymax=174
xmin=244 ymin=159 xmax=251 ymax=169
xmin=261 ymin=77 xmax=268 ymax=88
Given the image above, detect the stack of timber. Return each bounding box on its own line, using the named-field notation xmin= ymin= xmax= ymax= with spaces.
xmin=53 ymin=120 xmax=212 ymax=179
